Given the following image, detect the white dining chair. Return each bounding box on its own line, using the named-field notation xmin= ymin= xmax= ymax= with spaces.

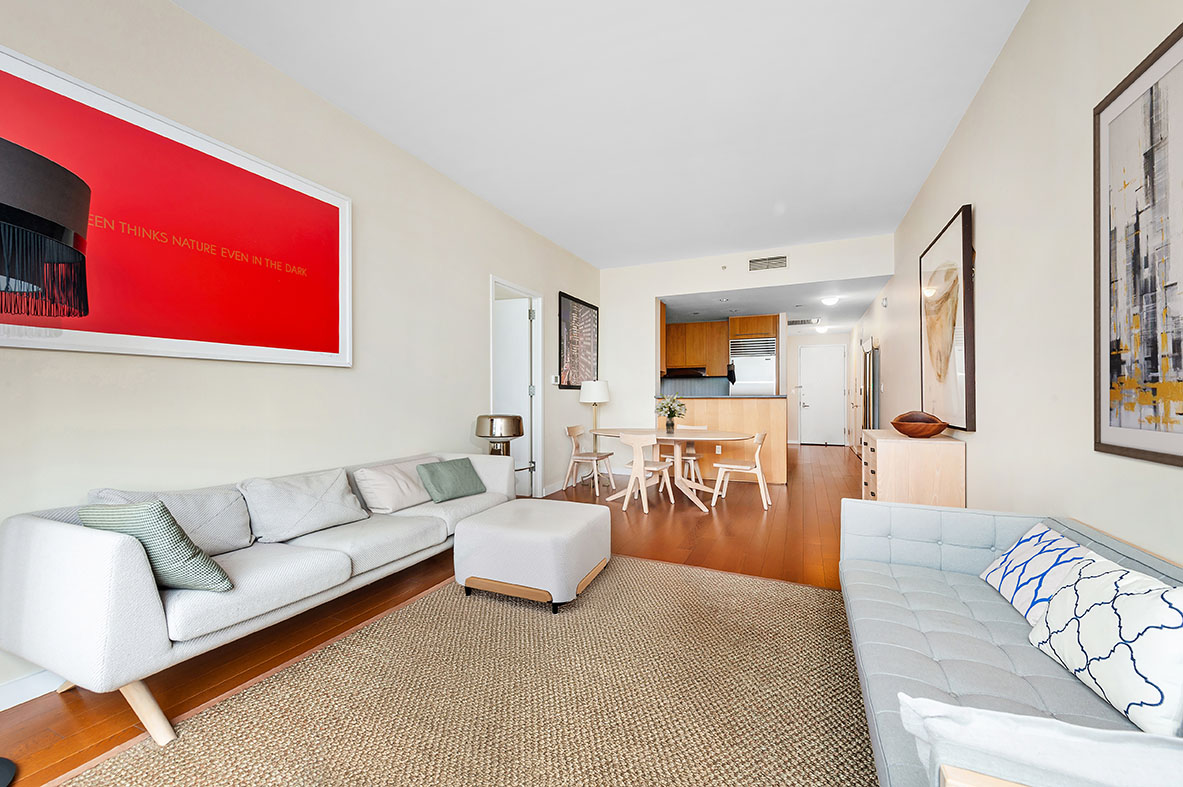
xmin=710 ymin=432 xmax=770 ymax=510
xmin=620 ymin=432 xmax=674 ymax=514
xmin=563 ymin=425 xmax=615 ymax=497
xmin=659 ymin=423 xmax=707 ymax=484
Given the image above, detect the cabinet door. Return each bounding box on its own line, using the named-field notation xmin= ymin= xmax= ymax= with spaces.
xmin=684 ymin=322 xmax=708 ymax=366
xmin=729 ymin=314 xmax=778 ymax=338
xmin=706 ymin=321 xmax=729 ymax=376
xmin=666 ymin=323 xmax=687 ymax=367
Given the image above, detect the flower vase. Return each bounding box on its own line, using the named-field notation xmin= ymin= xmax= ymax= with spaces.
xmin=665 ymin=417 xmax=675 ymax=434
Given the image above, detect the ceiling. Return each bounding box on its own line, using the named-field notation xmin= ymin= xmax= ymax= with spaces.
xmin=175 ymin=1 xmax=1027 ymax=268
xmin=663 ymin=275 xmax=891 ymax=335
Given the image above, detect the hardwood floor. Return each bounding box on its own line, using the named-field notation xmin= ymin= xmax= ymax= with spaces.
xmin=0 ymin=445 xmax=858 ymax=785
xmin=549 ymin=444 xmax=856 ymax=590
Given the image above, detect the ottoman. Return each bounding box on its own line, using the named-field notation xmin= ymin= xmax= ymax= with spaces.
xmin=453 ymin=499 xmax=610 ymax=613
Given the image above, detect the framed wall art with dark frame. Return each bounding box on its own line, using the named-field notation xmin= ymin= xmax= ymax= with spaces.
xmin=919 ymin=204 xmax=976 ymax=431
xmin=558 ymin=291 xmax=598 ymax=390
xmin=1095 ymin=22 xmax=1183 ymax=467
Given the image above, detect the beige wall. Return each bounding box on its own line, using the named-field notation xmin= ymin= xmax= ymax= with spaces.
xmin=854 ymin=0 xmax=1183 ymax=561
xmin=783 ymin=332 xmax=852 ymax=444
xmin=599 ymin=234 xmax=892 ymax=447
xmin=0 ymin=0 xmax=598 ymax=687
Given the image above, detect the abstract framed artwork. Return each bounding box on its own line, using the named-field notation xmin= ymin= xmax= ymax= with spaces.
xmin=0 ymin=45 xmax=352 ymax=367
xmin=919 ymin=204 xmax=976 ymax=431
xmin=558 ymin=291 xmax=598 ymax=389
xmin=1095 ymin=23 xmax=1183 ymax=466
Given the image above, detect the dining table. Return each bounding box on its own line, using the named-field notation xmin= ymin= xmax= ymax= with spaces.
xmin=591 ymin=427 xmax=754 ymax=512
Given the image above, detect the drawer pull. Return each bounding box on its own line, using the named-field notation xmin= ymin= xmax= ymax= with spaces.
xmin=870 ymin=469 xmax=876 ymax=475
xmin=863 ymin=481 xmax=868 ymax=487
xmin=870 ymin=491 xmax=877 ymax=498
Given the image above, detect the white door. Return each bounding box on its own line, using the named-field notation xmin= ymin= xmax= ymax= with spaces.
xmin=799 ymin=344 xmax=847 ymax=446
xmin=492 ymin=298 xmax=533 ymax=496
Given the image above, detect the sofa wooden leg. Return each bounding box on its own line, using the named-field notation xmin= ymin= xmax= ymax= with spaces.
xmin=56 ymin=680 xmax=76 ymax=694
xmin=119 ymin=680 xmax=177 ymax=745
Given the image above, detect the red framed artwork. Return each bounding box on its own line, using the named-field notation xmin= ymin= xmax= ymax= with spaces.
xmin=0 ymin=46 xmax=352 ymax=366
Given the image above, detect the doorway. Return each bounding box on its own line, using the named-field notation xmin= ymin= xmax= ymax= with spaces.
xmin=798 ymin=344 xmax=847 ymax=446
xmin=490 ymin=277 xmax=543 ymax=496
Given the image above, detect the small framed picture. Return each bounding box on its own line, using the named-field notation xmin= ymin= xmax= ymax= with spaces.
xmin=558 ymin=291 xmax=598 ymax=389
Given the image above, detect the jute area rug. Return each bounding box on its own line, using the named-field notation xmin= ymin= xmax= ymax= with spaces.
xmin=68 ymin=557 xmax=875 ymax=786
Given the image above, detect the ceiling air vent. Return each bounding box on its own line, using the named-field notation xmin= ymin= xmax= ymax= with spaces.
xmin=748 ymin=255 xmax=787 ymax=271
xmin=786 ymin=318 xmax=820 ymax=326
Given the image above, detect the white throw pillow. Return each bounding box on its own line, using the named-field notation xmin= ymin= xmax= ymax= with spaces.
xmin=979 ymin=522 xmax=1091 ymax=624
xmin=238 ymin=468 xmax=369 ymax=543
xmin=1029 ymin=555 xmax=1183 ymax=736
xmin=898 ymin=693 xmax=1183 ymax=787
xmin=353 ymin=458 xmax=440 ymax=514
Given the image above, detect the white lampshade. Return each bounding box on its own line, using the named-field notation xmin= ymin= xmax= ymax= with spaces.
xmin=579 ymin=380 xmax=610 ymax=404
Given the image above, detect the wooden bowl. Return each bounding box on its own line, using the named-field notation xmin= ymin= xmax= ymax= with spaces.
xmin=890 ymin=411 xmax=948 ymax=438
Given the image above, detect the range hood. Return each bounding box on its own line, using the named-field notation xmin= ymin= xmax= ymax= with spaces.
xmin=663 ymin=367 xmax=707 ymax=378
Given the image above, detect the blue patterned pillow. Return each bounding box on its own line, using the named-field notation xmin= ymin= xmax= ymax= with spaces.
xmin=1029 ymin=555 xmax=1183 ymax=736
xmin=979 ymin=523 xmax=1090 ymax=624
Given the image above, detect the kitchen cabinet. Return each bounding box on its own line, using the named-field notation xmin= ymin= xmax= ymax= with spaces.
xmin=664 ymin=320 xmax=728 ymax=374
xmin=729 ymin=314 xmax=778 ymax=339
xmin=705 ymin=321 xmax=729 ymax=376
xmin=666 ymin=323 xmax=687 ymax=367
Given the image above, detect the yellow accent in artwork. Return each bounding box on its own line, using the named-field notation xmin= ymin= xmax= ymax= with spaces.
xmin=1133 ymin=313 xmax=1141 ymax=330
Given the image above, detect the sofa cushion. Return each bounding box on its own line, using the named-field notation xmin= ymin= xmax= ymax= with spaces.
xmin=1030 ymin=554 xmax=1183 ymax=736
xmin=239 ymin=468 xmax=369 ymax=543
xmin=389 ymin=491 xmax=509 ymax=535
xmin=416 ymin=458 xmax=486 ymax=503
xmin=288 ymin=514 xmax=447 ymax=575
xmin=899 ymin=693 xmax=1183 ymax=787
xmin=979 ymin=522 xmax=1090 ymax=625
xmin=88 ymin=484 xmax=251 ymax=556
xmin=840 ymin=559 xmax=1134 ymax=787
xmin=162 ymin=543 xmax=351 ymax=641
xmin=352 ymin=458 xmax=440 ymax=514
xmin=78 ymin=501 xmax=233 ymax=592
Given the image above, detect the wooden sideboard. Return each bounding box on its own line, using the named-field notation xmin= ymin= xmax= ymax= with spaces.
xmin=860 ymin=429 xmax=965 ymax=507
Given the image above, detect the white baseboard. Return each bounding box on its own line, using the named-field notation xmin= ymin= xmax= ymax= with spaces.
xmin=0 ymin=668 xmax=61 ymax=711
xmin=542 ymin=480 xmax=567 ymax=497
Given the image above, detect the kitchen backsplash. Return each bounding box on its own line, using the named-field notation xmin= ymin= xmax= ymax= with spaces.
xmin=660 ymin=376 xmax=730 ymax=397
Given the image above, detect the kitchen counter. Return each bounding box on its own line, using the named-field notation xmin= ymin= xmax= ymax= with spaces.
xmin=654 ymin=395 xmax=786 ymax=399
xmin=649 ymin=396 xmax=788 ymax=483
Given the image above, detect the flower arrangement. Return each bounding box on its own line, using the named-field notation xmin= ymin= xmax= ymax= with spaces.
xmin=655 ymin=394 xmax=686 ymax=432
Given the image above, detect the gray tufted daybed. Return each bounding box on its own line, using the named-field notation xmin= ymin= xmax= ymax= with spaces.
xmin=839 ymin=498 xmax=1183 ymax=786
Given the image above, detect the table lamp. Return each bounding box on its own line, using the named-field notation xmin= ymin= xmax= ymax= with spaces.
xmin=475 ymin=414 xmax=524 ymax=456
xmin=579 ymin=380 xmax=610 ymax=450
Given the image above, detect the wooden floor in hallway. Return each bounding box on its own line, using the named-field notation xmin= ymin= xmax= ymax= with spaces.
xmin=0 ymin=444 xmax=861 ymax=785
xmin=547 ymin=444 xmax=860 ymax=590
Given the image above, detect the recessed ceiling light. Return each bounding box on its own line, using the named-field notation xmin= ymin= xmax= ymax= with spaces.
xmin=691 ymin=311 xmax=701 ymax=315
xmin=718 ymin=298 xmax=729 ymax=302
xmin=815 ymin=325 xmax=828 ymax=334
xmin=821 ymin=296 xmax=840 ymax=306
xmin=729 ymin=309 xmax=740 ymax=313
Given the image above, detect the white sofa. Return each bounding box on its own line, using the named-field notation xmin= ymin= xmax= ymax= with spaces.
xmin=0 ymin=451 xmax=514 ymax=744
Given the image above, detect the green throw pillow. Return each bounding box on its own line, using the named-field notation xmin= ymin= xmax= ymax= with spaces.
xmin=78 ymin=500 xmax=234 ymax=592
xmin=416 ymin=458 xmax=486 ymax=503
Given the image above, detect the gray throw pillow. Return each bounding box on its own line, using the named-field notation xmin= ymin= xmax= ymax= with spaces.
xmin=239 ymin=468 xmax=369 ymax=543
xmin=416 ymin=458 xmax=486 ymax=503
xmin=87 ymin=485 xmax=252 ymax=556
xmin=78 ymin=501 xmax=233 ymax=592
